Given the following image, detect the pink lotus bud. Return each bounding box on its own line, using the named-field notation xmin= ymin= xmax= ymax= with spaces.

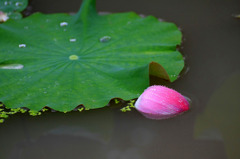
xmin=135 ymin=85 xmax=189 ymax=120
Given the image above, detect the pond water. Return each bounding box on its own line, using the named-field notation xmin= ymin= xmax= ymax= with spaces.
xmin=1 ymin=0 xmax=240 ymax=159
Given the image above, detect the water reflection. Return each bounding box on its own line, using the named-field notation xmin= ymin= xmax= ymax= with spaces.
xmin=195 ymin=72 xmax=240 ymax=159
xmin=0 ymin=108 xmax=114 ymax=159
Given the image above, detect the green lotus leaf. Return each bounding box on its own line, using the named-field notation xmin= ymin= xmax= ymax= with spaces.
xmin=0 ymin=0 xmax=184 ymax=112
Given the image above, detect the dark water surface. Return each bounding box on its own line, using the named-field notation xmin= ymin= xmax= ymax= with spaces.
xmin=1 ymin=0 xmax=240 ymax=159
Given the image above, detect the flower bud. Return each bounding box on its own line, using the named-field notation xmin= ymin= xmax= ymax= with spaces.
xmin=135 ymin=85 xmax=189 ymax=120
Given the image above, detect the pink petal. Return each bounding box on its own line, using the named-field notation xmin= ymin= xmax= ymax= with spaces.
xmin=135 ymin=85 xmax=189 ymax=120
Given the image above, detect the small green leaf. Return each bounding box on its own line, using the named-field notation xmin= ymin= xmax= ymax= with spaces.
xmin=0 ymin=0 xmax=184 ymax=112
xmin=114 ymin=99 xmax=120 ymax=104
xmin=0 ymin=119 xmax=4 ymax=123
xmin=0 ymin=112 xmax=8 ymax=118
xmin=78 ymin=108 xmax=84 ymax=112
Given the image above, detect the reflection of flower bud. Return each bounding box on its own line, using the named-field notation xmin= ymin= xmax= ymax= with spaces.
xmin=135 ymin=85 xmax=189 ymax=120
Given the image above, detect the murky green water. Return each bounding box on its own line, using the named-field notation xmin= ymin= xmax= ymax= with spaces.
xmin=1 ymin=0 xmax=240 ymax=158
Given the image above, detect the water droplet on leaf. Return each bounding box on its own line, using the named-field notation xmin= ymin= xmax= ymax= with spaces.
xmin=0 ymin=64 xmax=24 ymax=70
xmin=99 ymin=36 xmax=111 ymax=43
xmin=69 ymin=38 xmax=76 ymax=42
xmin=4 ymin=1 xmax=11 ymax=5
xmin=60 ymin=22 xmax=68 ymax=27
xmin=15 ymin=2 xmax=23 ymax=7
xmin=19 ymin=44 xmax=26 ymax=48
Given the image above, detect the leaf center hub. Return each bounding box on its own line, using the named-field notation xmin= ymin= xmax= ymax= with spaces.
xmin=69 ymin=55 xmax=79 ymax=60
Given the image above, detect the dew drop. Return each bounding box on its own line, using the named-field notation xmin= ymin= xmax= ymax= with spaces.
xmin=19 ymin=44 xmax=26 ymax=48
xmin=15 ymin=2 xmax=23 ymax=7
xmin=178 ymin=99 xmax=183 ymax=103
xmin=170 ymin=74 xmax=178 ymax=78
xmin=69 ymin=38 xmax=76 ymax=42
xmin=0 ymin=64 xmax=24 ymax=70
xmin=60 ymin=22 xmax=68 ymax=27
xmin=4 ymin=1 xmax=11 ymax=5
xmin=99 ymin=36 xmax=111 ymax=43
xmin=69 ymin=55 xmax=79 ymax=60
